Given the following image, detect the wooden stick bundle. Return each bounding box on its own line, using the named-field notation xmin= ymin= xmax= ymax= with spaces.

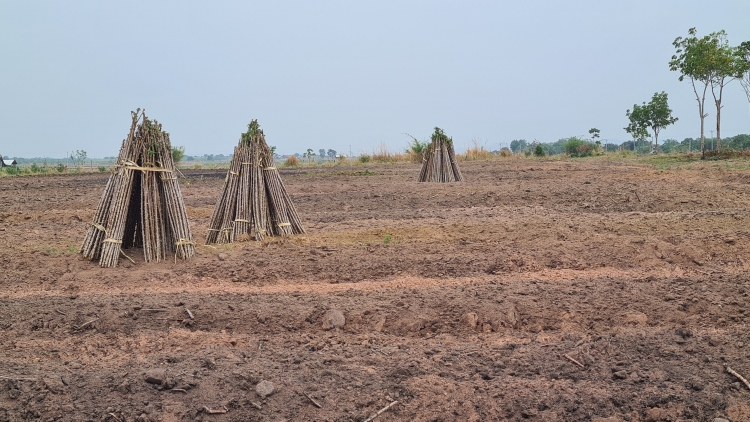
xmin=206 ymin=119 xmax=304 ymax=244
xmin=80 ymin=109 xmax=195 ymax=267
xmin=418 ymin=127 xmax=464 ymax=183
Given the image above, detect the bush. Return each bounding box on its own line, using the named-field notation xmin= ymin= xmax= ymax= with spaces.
xmin=4 ymin=166 xmax=20 ymax=175
xmin=56 ymin=164 xmax=67 ymax=173
xmin=284 ymin=156 xmax=299 ymax=166
xmin=564 ymin=137 xmax=597 ymax=157
xmin=534 ymin=145 xmax=545 ymax=157
xmin=98 ymin=166 xmax=107 ymax=172
xmin=499 ymin=149 xmax=512 ymax=158
xmin=359 ymin=154 xmax=371 ymax=163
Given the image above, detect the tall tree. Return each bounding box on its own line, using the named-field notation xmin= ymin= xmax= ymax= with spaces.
xmin=670 ymin=28 xmax=714 ymax=158
xmin=706 ymin=31 xmax=746 ymax=152
xmin=739 ymin=41 xmax=750 ymax=120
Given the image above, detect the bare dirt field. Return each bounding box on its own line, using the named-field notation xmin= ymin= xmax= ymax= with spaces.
xmin=2 ymin=157 xmax=750 ymax=421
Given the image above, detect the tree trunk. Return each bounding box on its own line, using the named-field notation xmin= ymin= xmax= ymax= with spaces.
xmin=716 ymin=83 xmax=723 ymax=154
xmin=692 ymin=79 xmax=708 ymax=159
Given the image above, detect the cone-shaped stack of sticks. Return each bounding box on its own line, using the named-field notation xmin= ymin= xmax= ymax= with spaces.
xmin=206 ymin=120 xmax=305 ymax=244
xmin=418 ymin=127 xmax=464 ymax=182
xmin=80 ymin=109 xmax=195 ymax=267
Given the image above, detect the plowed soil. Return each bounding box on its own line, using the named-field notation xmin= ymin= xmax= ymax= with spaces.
xmin=2 ymin=158 xmax=750 ymax=421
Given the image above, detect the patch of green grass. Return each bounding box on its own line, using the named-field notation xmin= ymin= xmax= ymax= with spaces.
xmin=383 ymin=234 xmax=392 ymax=245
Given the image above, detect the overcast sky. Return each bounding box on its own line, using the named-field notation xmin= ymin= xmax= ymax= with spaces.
xmin=1 ymin=1 xmax=749 ymax=158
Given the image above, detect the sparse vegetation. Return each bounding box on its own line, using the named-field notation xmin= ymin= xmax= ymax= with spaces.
xmin=564 ymin=137 xmax=598 ymax=157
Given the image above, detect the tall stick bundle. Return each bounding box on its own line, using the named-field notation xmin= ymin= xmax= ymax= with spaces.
xmin=80 ymin=109 xmax=195 ymax=267
xmin=206 ymin=120 xmax=305 ymax=244
xmin=418 ymin=127 xmax=464 ymax=182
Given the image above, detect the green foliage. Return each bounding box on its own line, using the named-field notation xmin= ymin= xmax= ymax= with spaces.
xmin=404 ymin=133 xmax=428 ymax=161
xmin=383 ymin=234 xmax=392 ymax=245
xmin=241 ymin=119 xmax=261 ymax=144
xmin=588 ymin=128 xmax=600 ymax=142
xmin=534 ymin=144 xmax=545 ymax=157
xmin=171 ymin=146 xmax=185 ymax=163
xmin=4 ymin=166 xmax=20 ymax=175
xmin=563 ymin=137 xmax=598 ymax=157
xmin=56 ymin=164 xmax=66 ymax=173
xmin=625 ymin=92 xmax=677 ymax=152
xmin=98 ymin=166 xmax=107 ymax=172
xmin=510 ymin=139 xmax=528 ymax=153
xmin=431 ymin=127 xmax=452 ymax=144
xmin=359 ymin=154 xmax=371 ymax=163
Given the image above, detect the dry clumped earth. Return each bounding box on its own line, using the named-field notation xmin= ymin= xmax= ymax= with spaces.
xmin=1 ymin=158 xmax=750 ymax=421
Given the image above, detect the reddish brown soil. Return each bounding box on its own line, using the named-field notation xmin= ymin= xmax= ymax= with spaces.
xmin=2 ymin=159 xmax=750 ymax=421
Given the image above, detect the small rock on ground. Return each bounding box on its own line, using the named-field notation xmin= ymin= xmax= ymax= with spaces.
xmin=256 ymin=380 xmax=275 ymax=398
xmin=322 ymin=309 xmax=345 ymax=330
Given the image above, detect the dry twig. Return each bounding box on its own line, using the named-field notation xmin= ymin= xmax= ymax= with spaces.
xmin=74 ymin=318 xmax=99 ymax=330
xmin=250 ymin=401 xmax=262 ymax=410
xmin=303 ymin=392 xmax=323 ymax=408
xmin=202 ymin=406 xmax=228 ymax=415
xmin=727 ymin=366 xmax=750 ymax=390
xmin=185 ymin=308 xmax=194 ymax=319
xmin=363 ymin=400 xmax=398 ymax=422
xmin=563 ymin=353 xmax=586 ymax=368
xmin=55 ymin=309 xmax=67 ymax=316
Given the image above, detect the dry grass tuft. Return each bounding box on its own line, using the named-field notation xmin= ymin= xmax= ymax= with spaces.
xmin=284 ymin=155 xmax=299 ymax=167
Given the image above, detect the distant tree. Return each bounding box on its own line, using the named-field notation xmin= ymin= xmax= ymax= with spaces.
xmin=327 ymin=149 xmax=336 ymax=159
xmin=70 ymin=150 xmax=87 ymax=168
xmin=306 ymin=148 xmax=314 ymax=163
xmin=625 ymin=92 xmax=677 ymax=153
xmin=533 ymin=144 xmax=545 ymax=157
xmin=510 ymin=139 xmax=527 ymax=153
xmin=171 ymin=146 xmax=185 ymax=163
xmin=624 ymin=107 xmax=650 ymax=153
xmin=588 ymin=128 xmax=600 ymax=142
xmin=319 ymin=149 xmax=326 ymax=158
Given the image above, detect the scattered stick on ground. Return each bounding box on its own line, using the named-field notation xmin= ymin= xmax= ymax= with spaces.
xmin=139 ymin=308 xmax=169 ymax=312
xmin=303 ymin=392 xmax=323 ymax=408
xmin=250 ymin=401 xmax=262 ymax=410
xmin=202 ymin=406 xmax=228 ymax=415
xmin=185 ymin=308 xmax=194 ymax=319
xmin=55 ymin=309 xmax=67 ymax=316
xmin=727 ymin=366 xmax=750 ymax=390
xmin=74 ymin=318 xmax=99 ymax=331
xmin=363 ymin=400 xmax=398 ymax=422
xmin=169 ymin=388 xmax=187 ymax=393
xmin=563 ymin=353 xmax=586 ymax=368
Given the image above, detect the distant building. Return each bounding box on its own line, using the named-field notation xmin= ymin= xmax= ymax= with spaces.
xmin=0 ymin=155 xmax=17 ymax=167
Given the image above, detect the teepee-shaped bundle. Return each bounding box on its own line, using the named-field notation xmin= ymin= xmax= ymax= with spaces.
xmin=205 ymin=120 xmax=305 ymax=244
xmin=80 ymin=109 xmax=195 ymax=267
xmin=418 ymin=127 xmax=464 ymax=182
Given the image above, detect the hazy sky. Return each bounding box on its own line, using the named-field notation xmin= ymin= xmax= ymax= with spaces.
xmin=2 ymin=1 xmax=749 ymax=158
